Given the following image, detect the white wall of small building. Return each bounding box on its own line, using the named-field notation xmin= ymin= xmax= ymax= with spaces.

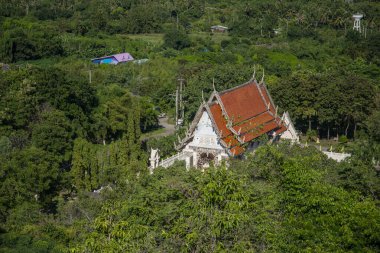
xmin=280 ymin=112 xmax=299 ymax=143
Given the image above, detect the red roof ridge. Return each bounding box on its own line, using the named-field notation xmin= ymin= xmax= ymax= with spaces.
xmin=204 ymin=103 xmax=223 ymax=138
xmin=259 ymin=82 xmax=277 ymax=113
xmin=257 ymin=82 xmax=269 ymax=108
xmin=214 ymin=93 xmax=229 ymax=120
xmin=218 ymin=79 xmax=256 ymax=96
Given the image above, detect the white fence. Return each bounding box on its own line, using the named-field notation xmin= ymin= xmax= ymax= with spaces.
xmin=322 ymin=151 xmax=351 ymax=162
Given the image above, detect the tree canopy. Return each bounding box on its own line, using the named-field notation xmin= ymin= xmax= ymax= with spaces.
xmin=0 ymin=0 xmax=379 ymax=252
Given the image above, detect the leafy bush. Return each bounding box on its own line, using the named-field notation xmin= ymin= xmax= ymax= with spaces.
xmin=306 ymin=129 xmax=318 ymax=142
xmin=338 ymin=135 xmax=348 ymax=144
xmin=163 ymin=28 xmax=191 ymax=50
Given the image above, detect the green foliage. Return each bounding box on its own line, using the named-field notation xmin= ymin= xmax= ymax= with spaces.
xmin=278 ymin=154 xmax=380 ymax=252
xmin=0 ymin=1 xmax=379 ymax=252
xmin=32 ymin=109 xmax=73 ymax=162
xmin=71 ymin=137 xmax=144 ymax=192
xmin=0 ymin=136 xmax=12 ymax=154
xmin=338 ymin=135 xmax=349 ymax=144
xmin=271 ymin=69 xmax=376 ymax=137
xmin=0 ymin=23 xmax=64 ymax=62
xmin=147 ymin=134 xmax=177 ymax=159
xmin=0 ymin=147 xmax=60 ymax=220
xmin=244 ymin=145 xmax=284 ymax=180
xmin=69 ymin=146 xmax=380 ymax=252
xmin=1 ymin=140 xmax=380 ymax=252
xmin=306 ymin=129 xmax=318 ymax=142
xmin=163 ymin=28 xmax=191 ymax=50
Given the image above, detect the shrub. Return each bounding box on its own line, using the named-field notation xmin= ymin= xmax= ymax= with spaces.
xmin=306 ymin=129 xmax=318 ymax=142
xmin=163 ymin=28 xmax=191 ymax=50
xmin=338 ymin=135 xmax=348 ymax=144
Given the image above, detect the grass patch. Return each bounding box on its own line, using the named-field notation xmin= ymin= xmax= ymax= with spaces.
xmin=126 ymin=33 xmax=164 ymax=45
xmin=140 ymin=127 xmax=166 ymax=139
xmin=126 ymin=32 xmax=230 ymax=46
xmin=190 ymin=32 xmax=230 ymax=44
xmin=267 ymin=52 xmax=299 ymax=69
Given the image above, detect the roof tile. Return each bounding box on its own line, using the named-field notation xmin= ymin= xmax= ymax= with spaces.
xmin=219 ymin=82 xmax=267 ymax=123
xmin=209 ymin=103 xmax=232 ymax=138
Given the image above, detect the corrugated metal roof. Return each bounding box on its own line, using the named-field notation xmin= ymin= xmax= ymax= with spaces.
xmin=91 ymin=53 xmax=134 ymax=63
xmin=113 ymin=53 xmax=134 ymax=62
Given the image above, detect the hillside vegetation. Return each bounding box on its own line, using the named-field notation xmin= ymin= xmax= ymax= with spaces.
xmin=0 ymin=0 xmax=379 ymax=252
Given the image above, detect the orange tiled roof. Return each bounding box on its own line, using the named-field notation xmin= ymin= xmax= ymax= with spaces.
xmin=219 ymin=82 xmax=267 ymax=124
xmin=274 ymin=124 xmax=287 ymax=135
xmin=259 ymin=84 xmax=276 ymax=114
xmin=240 ymin=120 xmax=279 ymax=143
xmin=230 ymin=146 xmax=245 ymax=156
xmin=222 ymin=135 xmax=240 ymax=147
xmin=232 ymin=112 xmax=274 ymax=134
xmin=206 ymin=80 xmax=287 ymax=156
xmin=209 ymin=102 xmax=232 ymax=138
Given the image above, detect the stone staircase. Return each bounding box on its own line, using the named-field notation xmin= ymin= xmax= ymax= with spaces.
xmin=159 ymin=151 xmax=187 ymax=168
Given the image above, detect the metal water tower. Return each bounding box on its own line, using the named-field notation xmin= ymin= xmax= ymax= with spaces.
xmin=352 ymin=14 xmax=363 ymax=32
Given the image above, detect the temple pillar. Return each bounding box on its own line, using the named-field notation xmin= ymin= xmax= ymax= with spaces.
xmin=185 ymin=155 xmax=191 ymax=170
xmin=149 ymin=157 xmax=156 ymax=174
xmin=217 ymin=153 xmax=222 ymax=165
xmin=149 ymin=149 xmax=160 ymax=174
xmin=193 ymin=150 xmax=198 ymax=168
xmin=149 ymin=158 xmax=155 ymax=170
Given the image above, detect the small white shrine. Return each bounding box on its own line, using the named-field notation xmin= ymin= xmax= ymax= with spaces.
xmin=280 ymin=112 xmax=300 ymax=143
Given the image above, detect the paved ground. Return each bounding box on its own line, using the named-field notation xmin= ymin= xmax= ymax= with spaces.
xmin=157 ymin=117 xmax=175 ymax=137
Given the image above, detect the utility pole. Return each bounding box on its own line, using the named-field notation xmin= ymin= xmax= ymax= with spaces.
xmin=89 ymin=70 xmax=92 ymax=84
xmin=179 ymin=77 xmax=184 ymax=121
xmin=175 ymin=85 xmax=179 ymax=128
xmin=176 ymin=13 xmax=179 ymax=30
xmin=175 ymin=77 xmax=185 ymax=128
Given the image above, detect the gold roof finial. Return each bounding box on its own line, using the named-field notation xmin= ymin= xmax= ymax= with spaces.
xmin=260 ymin=68 xmax=265 ymax=84
xmin=251 ymin=65 xmax=256 ymax=80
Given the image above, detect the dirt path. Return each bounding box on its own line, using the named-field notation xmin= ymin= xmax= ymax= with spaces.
xmin=157 ymin=117 xmax=175 ymax=137
xmin=141 ymin=117 xmax=176 ymax=141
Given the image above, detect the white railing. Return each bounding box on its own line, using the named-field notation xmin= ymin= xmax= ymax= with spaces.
xmin=159 ymin=151 xmax=187 ymax=168
xmin=322 ymin=151 xmax=351 ymax=162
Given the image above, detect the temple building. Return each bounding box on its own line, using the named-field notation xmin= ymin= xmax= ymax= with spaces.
xmin=150 ymin=76 xmax=298 ymax=172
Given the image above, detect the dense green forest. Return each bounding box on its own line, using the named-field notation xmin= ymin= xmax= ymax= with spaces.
xmin=0 ymin=0 xmax=379 ymax=252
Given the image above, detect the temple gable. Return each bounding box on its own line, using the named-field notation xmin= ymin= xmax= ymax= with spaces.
xmin=186 ymin=111 xmax=224 ymax=151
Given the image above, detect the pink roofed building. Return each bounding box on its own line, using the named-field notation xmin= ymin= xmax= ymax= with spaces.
xmin=91 ymin=53 xmax=134 ymax=65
